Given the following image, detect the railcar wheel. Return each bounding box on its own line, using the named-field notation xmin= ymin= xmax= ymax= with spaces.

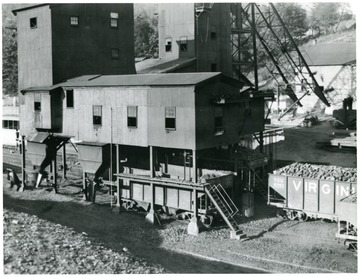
xmin=286 ymin=210 xmax=298 ymax=221
xmin=201 ymin=215 xmax=214 ymax=228
xmin=298 ymin=212 xmax=308 ymax=222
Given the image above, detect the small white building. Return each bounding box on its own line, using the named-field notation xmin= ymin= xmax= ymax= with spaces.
xmin=2 ymin=96 xmax=20 ymax=145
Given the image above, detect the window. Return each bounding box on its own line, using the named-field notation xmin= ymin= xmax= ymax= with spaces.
xmin=3 ymin=120 xmax=20 ymax=130
xmin=180 ymin=36 xmax=187 ymax=51
xmin=211 ymin=63 xmax=217 ymax=72
xmin=34 ymin=93 xmax=41 ymax=111
xmin=93 ymin=105 xmax=102 ymax=126
xmin=214 ymin=106 xmax=223 ymax=134
xmin=66 ymin=89 xmax=74 ymax=108
xmin=30 ymin=17 xmax=37 ymax=29
xmin=211 ymin=31 xmax=217 ymax=40
xmin=165 ymin=38 xmax=172 ymax=52
xmin=127 ymin=106 xmax=137 ymax=128
xmin=110 ymin=12 xmax=118 ymax=28
xmin=70 ymin=16 xmax=79 ymax=26
xmin=165 ymin=107 xmax=176 ymax=130
xmin=111 ymin=48 xmax=119 ymax=59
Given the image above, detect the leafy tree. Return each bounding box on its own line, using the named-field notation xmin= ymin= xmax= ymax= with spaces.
xmin=134 ymin=9 xmax=158 ymax=58
xmin=308 ymin=3 xmax=342 ymax=34
xmin=2 ymin=17 xmax=18 ymax=96
xmin=275 ymin=3 xmax=308 ymax=40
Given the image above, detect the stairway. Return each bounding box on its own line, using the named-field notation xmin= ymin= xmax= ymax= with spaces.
xmin=205 ymin=183 xmax=246 ymax=240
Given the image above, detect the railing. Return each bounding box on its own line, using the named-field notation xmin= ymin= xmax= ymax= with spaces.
xmin=207 ymin=183 xmax=238 ymax=218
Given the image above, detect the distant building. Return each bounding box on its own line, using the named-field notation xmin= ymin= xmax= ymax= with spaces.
xmin=13 ymin=3 xmax=136 ymax=133
xmin=300 ymin=42 xmax=356 ymax=113
xmin=136 ymin=3 xmax=252 ymax=86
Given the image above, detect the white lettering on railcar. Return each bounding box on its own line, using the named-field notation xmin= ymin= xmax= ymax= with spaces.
xmin=293 ymin=180 xmax=301 ymax=191
xmin=308 ymin=182 xmax=317 ymax=193
xmin=321 ymin=184 xmax=331 ymax=194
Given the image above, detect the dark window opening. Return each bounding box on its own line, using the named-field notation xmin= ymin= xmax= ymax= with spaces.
xmin=34 ymin=102 xmax=41 ymax=111
xmin=66 ymin=89 xmax=74 ymax=108
xmin=165 ymin=107 xmax=176 ymax=130
xmin=211 ymin=31 xmax=217 ymax=40
xmin=127 ymin=106 xmax=137 ymax=128
xmin=180 ymin=36 xmax=187 ymax=51
xmin=165 ymin=38 xmax=172 ymax=52
xmin=70 ymin=16 xmax=79 ymax=26
xmin=3 ymin=120 xmax=8 ymax=128
xmin=111 ymin=48 xmax=119 ymax=59
xmin=110 ymin=12 xmax=118 ymax=28
xmin=214 ymin=106 xmax=223 ymax=133
xmin=93 ymin=105 xmax=102 ymax=126
xmin=211 ymin=63 xmax=217 ymax=72
xmin=30 ymin=17 xmax=37 ymax=28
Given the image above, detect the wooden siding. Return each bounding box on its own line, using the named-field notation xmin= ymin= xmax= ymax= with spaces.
xmin=147 ymin=86 xmax=196 ymax=150
xmin=61 ymin=87 xmax=149 ymax=146
xmin=158 ymin=3 xmax=195 ymax=60
xmin=195 ymin=81 xmax=264 ymax=150
xmin=51 ymin=4 xmax=135 ymax=84
xmin=17 ymin=5 xmax=53 ymax=93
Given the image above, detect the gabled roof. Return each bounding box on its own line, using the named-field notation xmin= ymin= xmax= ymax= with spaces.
xmin=301 ymin=42 xmax=356 ymax=66
xmin=21 ymin=73 xmax=246 ymax=92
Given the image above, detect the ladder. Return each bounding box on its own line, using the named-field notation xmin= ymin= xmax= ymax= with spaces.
xmin=205 ymin=183 xmax=246 ymax=239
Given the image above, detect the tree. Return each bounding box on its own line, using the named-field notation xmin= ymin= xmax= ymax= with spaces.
xmin=134 ymin=9 xmax=158 ymax=58
xmin=2 ymin=17 xmax=18 ymax=96
xmin=275 ymin=3 xmax=308 ymax=40
xmin=308 ymin=3 xmax=342 ymax=34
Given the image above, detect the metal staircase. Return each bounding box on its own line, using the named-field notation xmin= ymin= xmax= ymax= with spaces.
xmin=205 ymin=183 xmax=246 ymax=240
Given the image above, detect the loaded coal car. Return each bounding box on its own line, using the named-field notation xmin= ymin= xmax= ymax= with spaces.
xmin=336 ymin=193 xmax=357 ymax=251
xmin=268 ymin=163 xmax=357 ymax=221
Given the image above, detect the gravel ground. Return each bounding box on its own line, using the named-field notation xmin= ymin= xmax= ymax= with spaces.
xmin=3 ymin=209 xmax=165 ymax=274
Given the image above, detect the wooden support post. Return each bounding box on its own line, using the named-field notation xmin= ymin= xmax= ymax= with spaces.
xmin=20 ymin=135 xmax=26 ymax=192
xmin=83 ymin=171 xmax=87 ymax=200
xmin=145 ymin=146 xmax=156 ymax=224
xmin=62 ymin=143 xmax=66 ymax=179
xmin=116 ymin=144 xmax=121 ymax=209
xmin=53 ymin=149 xmax=58 ymax=193
xmin=187 ymin=149 xmax=201 ymax=236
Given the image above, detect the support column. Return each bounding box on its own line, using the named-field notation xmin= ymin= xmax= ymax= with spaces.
xmin=82 ymin=171 xmax=87 ymax=200
xmin=52 ymin=149 xmax=58 ymax=193
xmin=187 ymin=149 xmax=202 ymax=236
xmin=20 ymin=136 xmax=26 ymax=192
xmin=62 ymin=144 xmax=67 ymax=180
xmin=112 ymin=144 xmax=121 ymax=213
xmin=145 ymin=146 xmax=156 ymax=224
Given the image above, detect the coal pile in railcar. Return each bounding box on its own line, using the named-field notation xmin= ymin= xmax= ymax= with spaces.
xmin=273 ymin=163 xmax=357 ymax=182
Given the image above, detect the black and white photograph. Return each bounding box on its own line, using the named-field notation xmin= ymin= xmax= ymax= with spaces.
xmin=1 ymin=1 xmax=358 ymax=274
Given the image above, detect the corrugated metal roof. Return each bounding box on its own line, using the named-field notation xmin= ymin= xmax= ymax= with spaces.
xmin=301 ymin=42 xmax=356 ymax=66
xmin=136 ymin=57 xmax=197 ymax=74
xmin=60 ymin=73 xmax=222 ymax=87
xmin=21 ymin=72 xmax=248 ymax=92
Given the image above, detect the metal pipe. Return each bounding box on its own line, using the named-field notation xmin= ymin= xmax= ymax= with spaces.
xmin=251 ymin=3 xmax=258 ymax=90
xmin=62 ymin=144 xmax=66 ymax=179
xmin=116 ymin=144 xmax=121 ymax=209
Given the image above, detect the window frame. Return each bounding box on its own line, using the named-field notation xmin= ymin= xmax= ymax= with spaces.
xmin=93 ymin=105 xmax=102 ymax=126
xmin=66 ymin=89 xmax=74 ymax=108
xmin=165 ymin=38 xmax=172 ymax=52
xmin=110 ymin=12 xmax=119 ymax=28
xmin=180 ymin=36 xmax=188 ymax=52
xmin=165 ymin=106 xmax=176 ymax=130
xmin=30 ymin=17 xmax=37 ymax=29
xmin=70 ymin=16 xmax=79 ymax=26
xmin=127 ymin=106 xmax=138 ymax=128
xmin=111 ymin=48 xmax=119 ymax=59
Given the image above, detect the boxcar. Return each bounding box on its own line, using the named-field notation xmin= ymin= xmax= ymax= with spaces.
xmin=268 ymin=173 xmax=357 ymax=221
